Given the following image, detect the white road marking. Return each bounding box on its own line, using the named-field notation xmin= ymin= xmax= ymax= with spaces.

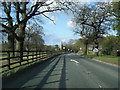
xmin=99 ymin=85 xmax=102 ymax=88
xmin=70 ymin=59 xmax=79 ymax=64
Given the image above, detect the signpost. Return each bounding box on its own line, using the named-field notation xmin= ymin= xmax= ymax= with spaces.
xmin=93 ymin=48 xmax=99 ymax=52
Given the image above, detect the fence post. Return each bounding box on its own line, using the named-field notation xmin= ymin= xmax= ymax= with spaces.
xmin=36 ymin=50 xmax=37 ymax=62
xmin=44 ymin=51 xmax=46 ymax=60
xmin=41 ymin=52 xmax=43 ymax=60
xmin=45 ymin=51 xmax=47 ymax=59
xmin=19 ymin=51 xmax=22 ymax=66
xmin=27 ymin=51 xmax=29 ymax=63
xmin=39 ymin=51 xmax=40 ymax=60
xmin=32 ymin=51 xmax=34 ymax=62
xmin=7 ymin=51 xmax=10 ymax=70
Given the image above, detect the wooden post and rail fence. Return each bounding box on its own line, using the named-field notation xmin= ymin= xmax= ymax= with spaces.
xmin=0 ymin=50 xmax=63 ymax=73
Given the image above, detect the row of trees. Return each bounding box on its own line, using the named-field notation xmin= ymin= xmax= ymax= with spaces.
xmin=0 ymin=1 xmax=65 ymax=57
xmin=63 ymin=35 xmax=120 ymax=56
xmin=62 ymin=1 xmax=120 ymax=56
xmin=1 ymin=20 xmax=45 ymax=51
xmin=0 ymin=1 xmax=120 ymax=57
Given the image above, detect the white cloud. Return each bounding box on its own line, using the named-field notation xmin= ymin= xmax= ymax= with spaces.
xmin=43 ymin=31 xmax=79 ymax=45
xmin=43 ymin=32 xmax=61 ymax=45
xmin=67 ymin=21 xmax=76 ymax=28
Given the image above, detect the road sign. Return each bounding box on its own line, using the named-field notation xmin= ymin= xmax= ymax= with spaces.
xmin=93 ymin=48 xmax=98 ymax=52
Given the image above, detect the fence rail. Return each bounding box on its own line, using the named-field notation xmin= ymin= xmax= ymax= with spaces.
xmin=0 ymin=50 xmax=60 ymax=73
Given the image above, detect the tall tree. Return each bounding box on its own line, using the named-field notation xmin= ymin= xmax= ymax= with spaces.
xmin=101 ymin=36 xmax=120 ymax=56
xmin=66 ymin=2 xmax=113 ymax=55
xmin=25 ymin=21 xmax=44 ymax=51
xmin=112 ymin=1 xmax=120 ymax=36
xmin=0 ymin=1 xmax=64 ymax=59
xmin=74 ymin=24 xmax=95 ymax=54
xmin=0 ymin=2 xmax=16 ymax=56
xmin=30 ymin=31 xmax=44 ymax=50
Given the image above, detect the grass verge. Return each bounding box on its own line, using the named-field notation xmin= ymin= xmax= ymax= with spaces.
xmin=81 ymin=54 xmax=120 ymax=65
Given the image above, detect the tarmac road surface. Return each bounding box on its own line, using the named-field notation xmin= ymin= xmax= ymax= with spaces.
xmin=2 ymin=53 xmax=119 ymax=89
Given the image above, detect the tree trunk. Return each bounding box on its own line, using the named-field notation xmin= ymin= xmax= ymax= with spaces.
xmin=27 ymin=38 xmax=30 ymax=51
xmin=8 ymin=32 xmax=15 ymax=56
xmin=15 ymin=23 xmax=26 ymax=61
xmin=84 ymin=43 xmax=88 ymax=55
xmin=26 ymin=44 xmax=29 ymax=51
xmin=16 ymin=39 xmax=24 ymax=60
xmin=84 ymin=40 xmax=88 ymax=55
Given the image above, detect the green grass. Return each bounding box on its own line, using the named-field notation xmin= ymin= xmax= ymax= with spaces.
xmin=82 ymin=54 xmax=119 ymax=65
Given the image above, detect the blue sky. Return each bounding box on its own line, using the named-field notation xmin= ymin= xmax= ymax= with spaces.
xmin=41 ymin=0 xmax=113 ymax=46
xmin=41 ymin=0 xmax=115 ymax=46
xmin=42 ymin=13 xmax=79 ymax=46
xmin=42 ymin=12 xmax=117 ymax=46
xmin=0 ymin=0 xmax=115 ymax=45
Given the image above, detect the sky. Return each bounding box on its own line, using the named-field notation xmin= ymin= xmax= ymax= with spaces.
xmin=41 ymin=0 xmax=113 ymax=46
xmin=0 ymin=0 xmax=116 ymax=45
xmin=40 ymin=0 xmax=117 ymax=47
xmin=42 ymin=12 xmax=80 ymax=46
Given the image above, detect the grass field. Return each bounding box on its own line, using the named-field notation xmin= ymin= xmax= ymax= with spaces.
xmin=82 ymin=54 xmax=119 ymax=65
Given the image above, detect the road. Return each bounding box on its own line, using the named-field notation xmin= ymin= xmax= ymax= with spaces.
xmin=2 ymin=53 xmax=119 ymax=88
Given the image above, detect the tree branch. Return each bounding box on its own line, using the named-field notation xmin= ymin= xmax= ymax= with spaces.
xmin=26 ymin=4 xmax=37 ymax=15
xmin=42 ymin=13 xmax=55 ymax=24
xmin=14 ymin=2 xmax=20 ymax=23
xmin=0 ymin=29 xmax=8 ymax=33
xmin=0 ymin=23 xmax=11 ymax=30
xmin=35 ymin=8 xmax=63 ymax=15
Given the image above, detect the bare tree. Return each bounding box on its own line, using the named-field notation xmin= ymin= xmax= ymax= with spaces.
xmin=25 ymin=21 xmax=44 ymax=51
xmin=112 ymin=1 xmax=120 ymax=36
xmin=0 ymin=1 xmax=64 ymax=59
xmin=66 ymin=2 xmax=113 ymax=55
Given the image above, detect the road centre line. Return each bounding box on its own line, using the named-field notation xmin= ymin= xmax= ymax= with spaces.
xmin=70 ymin=59 xmax=79 ymax=64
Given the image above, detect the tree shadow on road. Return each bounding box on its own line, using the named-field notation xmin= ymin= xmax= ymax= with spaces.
xmin=3 ymin=55 xmax=68 ymax=89
xmin=34 ymin=55 xmax=68 ymax=89
xmin=59 ymin=56 xmax=67 ymax=88
xmin=2 ymin=56 xmax=58 ymax=88
xmin=34 ymin=56 xmax=62 ymax=88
